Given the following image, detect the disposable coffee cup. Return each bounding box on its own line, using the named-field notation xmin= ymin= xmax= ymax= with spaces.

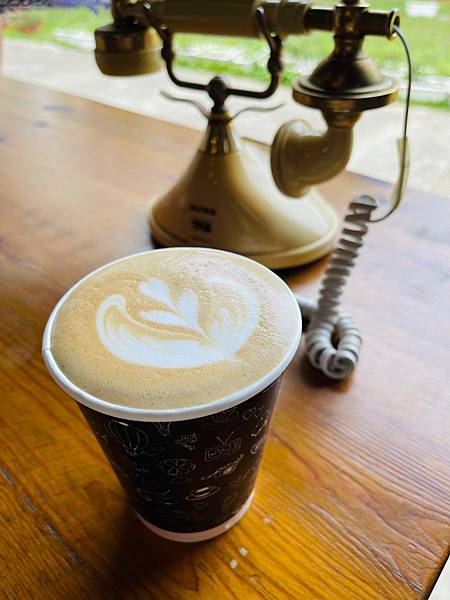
xmin=42 ymin=249 xmax=301 ymax=542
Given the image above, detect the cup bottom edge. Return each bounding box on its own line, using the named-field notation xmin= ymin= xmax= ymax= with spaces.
xmin=135 ymin=491 xmax=255 ymax=543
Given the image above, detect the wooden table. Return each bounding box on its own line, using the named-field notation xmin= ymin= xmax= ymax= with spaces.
xmin=1 ymin=77 xmax=449 ymax=599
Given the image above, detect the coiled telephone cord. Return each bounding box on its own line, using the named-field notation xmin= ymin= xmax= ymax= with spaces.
xmin=298 ymin=26 xmax=411 ymax=379
xmin=297 ymin=196 xmax=377 ymax=379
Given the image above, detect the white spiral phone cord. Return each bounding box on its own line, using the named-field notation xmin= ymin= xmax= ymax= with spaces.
xmin=297 ymin=195 xmax=377 ymax=379
xmin=296 ymin=25 xmax=411 ymax=380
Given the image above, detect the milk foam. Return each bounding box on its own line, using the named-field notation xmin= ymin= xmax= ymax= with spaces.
xmin=49 ymin=249 xmax=300 ymax=410
xmin=96 ymin=275 xmax=259 ymax=368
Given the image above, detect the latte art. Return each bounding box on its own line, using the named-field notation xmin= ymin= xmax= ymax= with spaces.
xmin=96 ymin=275 xmax=259 ymax=368
xmin=47 ymin=249 xmax=301 ymax=410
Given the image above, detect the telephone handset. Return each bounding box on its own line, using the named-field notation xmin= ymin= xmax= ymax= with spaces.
xmin=94 ymin=1 xmax=412 ymax=380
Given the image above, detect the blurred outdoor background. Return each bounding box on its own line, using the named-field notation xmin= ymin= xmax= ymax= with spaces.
xmin=1 ymin=0 xmax=450 ymax=194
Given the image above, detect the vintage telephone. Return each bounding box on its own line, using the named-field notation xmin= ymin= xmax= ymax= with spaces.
xmin=94 ymin=0 xmax=411 ymax=380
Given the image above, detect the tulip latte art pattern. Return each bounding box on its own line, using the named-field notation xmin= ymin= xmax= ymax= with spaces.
xmin=96 ymin=276 xmax=259 ymax=369
xmin=49 ymin=249 xmax=300 ymax=409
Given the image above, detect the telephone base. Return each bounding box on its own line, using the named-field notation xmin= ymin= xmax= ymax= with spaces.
xmin=148 ymin=138 xmax=339 ymax=269
xmin=150 ymin=214 xmax=337 ymax=269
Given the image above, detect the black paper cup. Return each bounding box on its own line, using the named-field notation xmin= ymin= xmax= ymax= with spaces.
xmin=42 ymin=251 xmax=301 ymax=542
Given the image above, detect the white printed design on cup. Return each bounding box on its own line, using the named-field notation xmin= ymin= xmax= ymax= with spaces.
xmin=185 ymin=486 xmax=221 ymax=502
xmin=152 ymin=422 xmax=171 ymax=437
xmin=158 ymin=458 xmax=196 ymax=482
xmin=205 ymin=432 xmax=242 ymax=462
xmin=201 ymin=407 xmax=239 ymax=426
xmin=175 ymin=433 xmax=198 ymax=451
xmin=242 ymin=406 xmax=265 ymax=421
xmin=137 ymin=488 xmax=177 ymax=505
xmin=106 ymin=420 xmax=149 ymax=457
xmin=242 ymin=405 xmax=270 ymax=437
xmin=250 ymin=434 xmax=267 ymax=455
xmin=251 ymin=410 xmax=270 ymax=437
xmin=96 ymin=276 xmax=259 ymax=368
xmin=201 ymin=454 xmax=244 ymax=480
xmin=110 ymin=456 xmax=160 ymax=486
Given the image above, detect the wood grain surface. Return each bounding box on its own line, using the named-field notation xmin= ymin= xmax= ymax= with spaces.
xmin=1 ymin=77 xmax=449 ymax=600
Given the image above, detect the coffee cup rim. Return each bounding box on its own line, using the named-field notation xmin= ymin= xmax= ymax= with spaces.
xmin=42 ymin=248 xmax=302 ymax=422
